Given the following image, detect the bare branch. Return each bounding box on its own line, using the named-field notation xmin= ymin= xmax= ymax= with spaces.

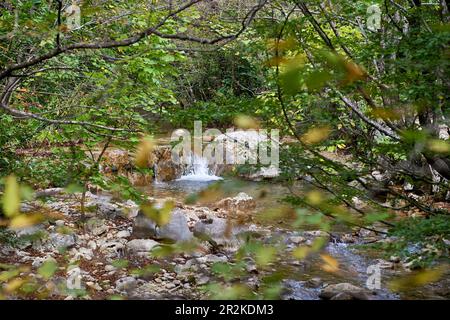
xmin=0 ymin=0 xmax=267 ymax=80
xmin=337 ymin=92 xmax=400 ymax=141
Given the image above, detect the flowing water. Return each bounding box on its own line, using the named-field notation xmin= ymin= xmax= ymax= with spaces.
xmin=176 ymin=154 xmax=222 ymax=182
xmin=147 ymin=150 xmax=448 ymax=300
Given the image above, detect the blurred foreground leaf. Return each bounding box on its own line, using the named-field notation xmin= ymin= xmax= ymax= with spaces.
xmin=38 ymin=260 xmax=58 ymax=280
xmin=135 ymin=136 xmax=154 ymax=168
xmin=2 ymin=175 xmax=20 ymax=217
xmin=388 ymin=265 xmax=447 ymax=292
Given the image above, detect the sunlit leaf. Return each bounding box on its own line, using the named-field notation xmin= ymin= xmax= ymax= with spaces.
xmin=19 ymin=185 xmax=35 ymax=201
xmin=267 ymin=37 xmax=298 ymax=52
xmin=305 ymin=70 xmax=331 ymax=91
xmin=205 ymin=283 xmax=252 ymax=300
xmin=38 ymin=260 xmax=58 ymax=280
xmin=428 ymin=139 xmax=450 ymax=154
xmin=343 ymin=60 xmax=366 ymax=84
xmin=255 ymin=246 xmax=277 ymax=266
xmin=310 ymin=237 xmax=328 ymax=251
xmin=306 ymin=190 xmax=324 ymax=205
xmin=4 ymin=278 xmax=25 ymax=293
xmin=292 ymin=246 xmax=310 ymax=260
xmin=265 ymin=56 xmax=288 ymax=67
xmin=159 ymin=201 xmax=174 ymax=226
xmin=135 ymin=136 xmax=154 ymax=168
xmin=141 ymin=200 xmax=174 ymax=226
xmin=370 ymin=107 xmax=401 ymax=120
xmin=2 ymin=175 xmax=20 ymax=217
xmin=234 ymin=115 xmax=260 ymax=129
xmin=9 ymin=213 xmax=44 ymax=230
xmin=388 ymin=266 xmax=446 ymax=292
xmin=365 ymin=212 xmax=391 ymax=223
xmin=151 ymin=244 xmax=175 ymax=258
xmin=320 ymin=254 xmax=339 ymax=273
xmin=0 ymin=269 xmax=20 ymax=282
xmin=301 ymin=127 xmax=331 ymax=145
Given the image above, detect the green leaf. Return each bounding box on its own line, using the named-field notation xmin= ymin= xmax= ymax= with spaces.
xmin=38 ymin=260 xmax=58 ymax=280
xmin=111 ymin=259 xmax=129 ymax=269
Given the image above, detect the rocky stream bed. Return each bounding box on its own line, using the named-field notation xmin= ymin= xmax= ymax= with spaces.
xmin=2 ymin=179 xmax=448 ymax=300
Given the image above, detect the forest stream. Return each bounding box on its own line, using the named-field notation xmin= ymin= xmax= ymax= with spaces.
xmin=1 ymin=0 xmax=449 ymax=303
xmin=145 ymin=175 xmax=447 ymax=300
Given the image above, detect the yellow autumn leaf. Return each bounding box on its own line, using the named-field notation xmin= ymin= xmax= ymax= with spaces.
xmin=292 ymin=246 xmax=310 ymax=260
xmin=0 ymin=269 xmax=20 ymax=282
xmin=301 ymin=127 xmax=331 ymax=145
xmin=267 ymin=37 xmax=297 ymax=52
xmin=135 ymin=136 xmax=154 ymax=168
xmin=389 ymin=266 xmax=446 ymax=292
xmin=4 ymin=277 xmax=25 ymax=293
xmin=343 ymin=60 xmax=366 ymax=84
xmin=306 ymin=190 xmax=323 ymax=206
xmin=255 ymin=246 xmax=277 ymax=266
xmin=141 ymin=200 xmax=174 ymax=227
xmin=234 ymin=115 xmax=260 ymax=129
xmin=265 ymin=56 xmax=288 ymax=67
xmin=158 ymin=201 xmax=174 ymax=227
xmin=320 ymin=254 xmax=339 ymax=273
xmin=2 ymin=175 xmax=20 ymax=217
xmin=310 ymin=237 xmax=328 ymax=251
xmin=9 ymin=213 xmax=44 ymax=230
xmin=370 ymin=107 xmax=401 ymax=120
xmin=428 ymin=140 xmax=450 ymax=153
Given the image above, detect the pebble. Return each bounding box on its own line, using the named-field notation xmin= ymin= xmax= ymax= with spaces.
xmin=165 ymin=283 xmax=176 ymax=289
xmin=55 ymin=220 xmax=65 ymax=227
xmin=196 ymin=276 xmax=209 ymax=285
xmin=86 ymin=281 xmax=103 ymax=291
xmin=116 ymin=230 xmax=131 ymax=238
xmin=289 ymin=236 xmax=306 ymax=244
xmin=105 ymin=265 xmax=116 ymax=272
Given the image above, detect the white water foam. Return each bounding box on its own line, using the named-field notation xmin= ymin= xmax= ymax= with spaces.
xmin=177 ymin=154 xmax=222 ymax=182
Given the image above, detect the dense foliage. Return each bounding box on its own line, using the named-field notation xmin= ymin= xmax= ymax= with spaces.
xmin=0 ymin=0 xmax=449 ymax=300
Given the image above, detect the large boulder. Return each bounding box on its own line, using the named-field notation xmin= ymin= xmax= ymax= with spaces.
xmin=154 ymin=146 xmax=183 ymax=182
xmin=47 ymin=232 xmax=77 ymax=250
xmin=319 ymin=283 xmax=371 ymax=300
xmin=132 ymin=209 xmax=193 ymax=242
xmin=213 ymin=131 xmax=279 ymax=180
xmin=193 ymin=217 xmax=246 ymax=247
xmin=215 ymin=192 xmax=256 ymax=213
xmin=158 ymin=209 xmax=193 ymax=242
xmin=126 ymin=239 xmax=160 ymax=256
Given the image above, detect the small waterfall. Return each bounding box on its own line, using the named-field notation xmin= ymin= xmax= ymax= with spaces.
xmin=177 ymin=154 xmax=222 ymax=182
xmin=153 ymin=163 xmax=164 ymax=185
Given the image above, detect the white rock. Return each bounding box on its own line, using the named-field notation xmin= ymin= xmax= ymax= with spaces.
xmin=216 ymin=192 xmax=256 ymax=212
xmin=86 ymin=281 xmax=102 ymax=291
xmin=115 ymin=277 xmax=137 ymax=292
xmin=126 ymin=239 xmax=160 ymax=255
xmin=88 ymin=240 xmax=97 ymax=250
xmin=55 ymin=220 xmax=65 ymax=227
xmin=105 ymin=265 xmax=116 ymax=272
xmin=289 ymin=236 xmax=306 ymax=244
xmin=116 ymin=230 xmax=131 ymax=238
